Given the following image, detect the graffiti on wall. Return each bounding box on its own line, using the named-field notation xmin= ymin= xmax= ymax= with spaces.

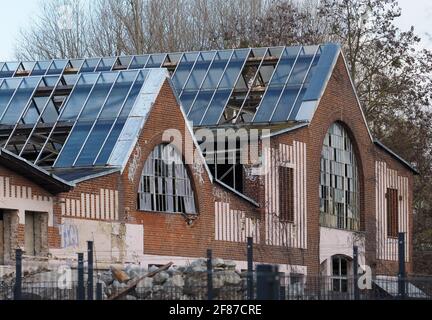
xmin=128 ymin=146 xmax=142 ymax=183
xmin=60 ymin=222 xmax=79 ymax=249
xmin=192 ymin=153 xmax=205 ymax=185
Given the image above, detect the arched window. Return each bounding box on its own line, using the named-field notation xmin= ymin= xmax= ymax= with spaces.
xmin=138 ymin=144 xmax=196 ymax=214
xmin=320 ymin=123 xmax=359 ymax=231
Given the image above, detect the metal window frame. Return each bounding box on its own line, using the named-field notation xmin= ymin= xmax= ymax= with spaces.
xmin=138 ymin=144 xmax=196 ymax=214
xmin=18 ymin=75 xmax=69 ymax=157
xmin=251 ymin=46 xmax=288 ymax=123
xmin=212 ymin=48 xmax=252 ymax=126
xmin=197 ymin=49 xmax=237 ymax=126
xmin=233 ymin=48 xmax=270 ymax=124
xmin=3 ymin=76 xmax=57 ymax=149
xmin=34 ymin=72 xmax=86 ymax=165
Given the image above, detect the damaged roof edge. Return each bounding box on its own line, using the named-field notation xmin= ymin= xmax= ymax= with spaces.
xmin=0 ymin=148 xmax=75 ymax=194
xmin=374 ymin=140 xmax=419 ymax=175
xmin=166 ymin=77 xmax=214 ymax=183
xmin=215 ymin=179 xmax=260 ymax=208
xmin=263 ymin=122 xmax=310 ymax=139
xmin=108 ymin=68 xmax=168 ymax=172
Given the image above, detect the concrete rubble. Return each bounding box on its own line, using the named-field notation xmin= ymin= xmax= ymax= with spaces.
xmin=101 ymin=258 xmax=246 ymax=300
xmin=0 ymin=258 xmax=247 ymax=300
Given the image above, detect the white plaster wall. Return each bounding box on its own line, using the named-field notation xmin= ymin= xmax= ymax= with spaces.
xmin=0 ymin=194 xmax=53 ymax=226
xmin=51 ymin=218 xmax=144 ymax=264
xmin=319 ymin=227 xmax=366 ymax=276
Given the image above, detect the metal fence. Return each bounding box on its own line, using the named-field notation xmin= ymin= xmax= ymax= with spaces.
xmin=1 ymin=272 xmax=431 ymax=301
xmin=2 ymin=238 xmax=431 ymax=301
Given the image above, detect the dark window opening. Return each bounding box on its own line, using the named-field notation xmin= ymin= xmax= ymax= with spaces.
xmin=386 ymin=188 xmax=399 ymax=238
xmin=279 ymin=166 xmax=294 ymax=222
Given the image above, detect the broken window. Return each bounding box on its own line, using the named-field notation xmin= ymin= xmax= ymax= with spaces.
xmin=138 ymin=144 xmax=196 ymax=214
xmin=386 ymin=188 xmax=399 ymax=238
xmin=279 ymin=166 xmax=294 ymax=222
xmin=319 ymin=122 xmax=360 ymax=231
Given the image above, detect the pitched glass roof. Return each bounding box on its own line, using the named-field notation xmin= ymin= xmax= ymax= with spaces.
xmin=0 ymin=69 xmax=157 ymax=169
xmin=1 ymin=43 xmax=341 ymax=127
xmin=0 ymin=44 xmax=340 ymax=171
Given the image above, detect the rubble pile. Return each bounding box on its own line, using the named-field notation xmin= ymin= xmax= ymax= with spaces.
xmin=100 ymin=258 xmax=246 ymax=300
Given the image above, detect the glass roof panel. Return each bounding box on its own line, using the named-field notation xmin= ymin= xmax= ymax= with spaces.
xmin=187 ymin=90 xmax=214 ymax=125
xmin=270 ymin=86 xmax=301 ymax=122
xmin=179 ymin=90 xmax=197 ymax=115
xmin=54 ymin=121 xmax=93 ymax=168
xmin=145 ymin=54 xmax=166 ymax=68
xmin=22 ymin=96 xmax=50 ymax=124
xmin=270 ymin=46 xmax=301 ymax=86
xmin=0 ymin=62 xmax=19 ymax=77
xmin=99 ymin=70 xmax=137 ymax=120
xmin=118 ymin=56 xmax=133 ymax=67
xmin=201 ymin=50 xmax=232 ymax=90
xmin=31 ymin=61 xmax=51 ymax=76
xmin=59 ymin=73 xmax=99 ymax=121
xmin=218 ymin=49 xmax=249 ymax=89
xmin=0 ymin=78 xmax=21 ymax=114
xmin=22 ymin=62 xmax=36 ymax=72
xmin=118 ymin=70 xmax=147 ymax=119
xmin=171 ymin=52 xmax=199 ymax=93
xmin=287 ymin=46 xmax=318 ymax=85
xmin=94 ymin=118 xmax=126 ymax=165
xmin=0 ymin=77 xmax=41 ymax=125
xmin=252 ymin=86 xmax=284 ymax=123
xmin=78 ymin=72 xmax=118 ymax=120
xmin=129 ymin=55 xmax=149 ymax=69
xmin=80 ymin=58 xmax=100 ymax=73
xmin=74 ymin=119 xmax=115 ymax=166
xmin=183 ymin=52 xmax=215 ymax=90
xmin=96 ymin=57 xmax=116 ymax=72
xmin=200 ymin=88 xmax=231 ymax=126
xmin=47 ymin=60 xmax=68 ymax=75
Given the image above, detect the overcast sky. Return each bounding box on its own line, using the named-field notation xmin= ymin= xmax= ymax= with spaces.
xmin=0 ymin=0 xmax=431 ymax=61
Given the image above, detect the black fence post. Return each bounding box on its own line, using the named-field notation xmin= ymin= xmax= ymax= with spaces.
xmin=398 ymin=232 xmax=406 ymax=299
xmin=207 ymin=249 xmax=213 ymax=301
xmin=353 ymin=245 xmax=359 ymax=300
xmin=256 ymin=265 xmax=280 ymax=300
xmin=87 ymin=241 xmax=94 ymax=300
xmin=96 ymin=283 xmax=103 ymax=301
xmin=77 ymin=253 xmax=85 ymax=300
xmin=14 ymin=248 xmax=22 ymax=300
xmin=247 ymin=237 xmax=254 ymax=300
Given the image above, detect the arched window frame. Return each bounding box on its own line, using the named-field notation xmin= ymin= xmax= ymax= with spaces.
xmin=319 ymin=122 xmax=360 ymax=231
xmin=138 ymin=144 xmax=196 ymax=214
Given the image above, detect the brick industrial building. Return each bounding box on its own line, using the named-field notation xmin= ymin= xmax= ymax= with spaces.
xmin=0 ymin=44 xmax=418 ymax=292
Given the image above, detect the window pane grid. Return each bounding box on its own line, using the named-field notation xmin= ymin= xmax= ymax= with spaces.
xmin=320 ymin=123 xmax=359 ymax=231
xmin=138 ymin=144 xmax=196 ymax=215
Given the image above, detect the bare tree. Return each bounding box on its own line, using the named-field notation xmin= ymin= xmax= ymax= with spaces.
xmin=15 ymin=0 xmax=92 ymax=60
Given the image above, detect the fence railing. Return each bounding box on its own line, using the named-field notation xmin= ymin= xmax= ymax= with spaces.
xmin=2 ymin=236 xmax=431 ymax=301
xmin=1 ymin=272 xmax=431 ymax=301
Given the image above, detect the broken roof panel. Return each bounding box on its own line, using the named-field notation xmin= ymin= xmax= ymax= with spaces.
xmin=0 ymin=68 xmax=169 ymax=170
xmin=0 ymin=43 xmax=341 ymax=127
